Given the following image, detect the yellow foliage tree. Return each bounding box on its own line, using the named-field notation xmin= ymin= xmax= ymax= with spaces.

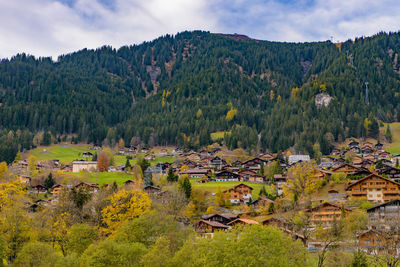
xmin=196 ymin=109 xmax=203 ymax=119
xmin=206 ymin=206 xmax=215 ymax=214
xmin=118 ymin=138 xmax=125 ymax=149
xmin=320 ymin=84 xmax=327 ymax=92
xmin=50 ymin=212 xmax=70 ymax=255
xmin=283 ymin=162 xmax=319 ymax=202
xmin=277 ymin=95 xmax=281 ymax=102
xmin=0 ymin=162 xmax=8 ymax=179
xmin=270 ymin=90 xmax=275 ymax=101
xmin=225 ymin=107 xmax=238 ymax=122
xmin=28 ymin=155 xmax=38 ymax=172
xmin=363 ymin=118 xmax=371 ymax=136
xmin=291 ymin=87 xmax=299 ymax=98
xmin=0 ymin=180 xmax=25 ymax=209
xmin=101 ymin=189 xmax=151 ymax=235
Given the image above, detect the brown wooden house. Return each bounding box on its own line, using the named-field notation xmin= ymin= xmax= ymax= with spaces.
xmin=331 ymin=163 xmax=363 ymax=175
xmin=306 ymin=202 xmax=351 ymax=227
xmin=194 ymin=220 xmax=230 ymax=237
xmin=346 ymin=174 xmax=400 ymax=203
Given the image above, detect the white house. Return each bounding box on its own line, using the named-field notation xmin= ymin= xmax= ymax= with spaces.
xmin=72 ymin=161 xmax=97 ymax=172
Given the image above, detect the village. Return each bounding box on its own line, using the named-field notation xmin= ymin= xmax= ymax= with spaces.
xmin=7 ymin=137 xmax=400 ymax=260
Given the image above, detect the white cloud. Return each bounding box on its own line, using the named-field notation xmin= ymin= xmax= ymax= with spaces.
xmin=0 ymin=0 xmax=400 ymax=59
xmin=0 ymin=0 xmax=216 ymax=59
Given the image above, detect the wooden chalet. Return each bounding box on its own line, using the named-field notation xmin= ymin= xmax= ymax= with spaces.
xmin=215 ymin=170 xmax=240 ymax=181
xmin=227 ymin=218 xmax=259 ymax=227
xmin=75 ymin=182 xmax=99 ymax=193
xmin=241 ymin=157 xmax=266 ymax=170
xmin=222 ymin=184 xmax=253 ymax=204
xmin=358 ymin=229 xmax=386 ymax=255
xmin=248 ymin=174 xmax=265 ymax=183
xmin=233 ymin=183 xmax=253 ymax=201
xmin=367 ymin=199 xmax=400 ymax=230
xmin=82 ymin=151 xmax=93 ymax=158
xmin=51 ymin=184 xmax=65 ymax=195
xmin=18 ymin=175 xmax=31 ymax=185
xmin=251 ymin=195 xmax=274 ymax=209
xmin=194 ymin=220 xmax=230 ymax=237
xmin=258 ymin=153 xmax=276 ymax=161
xmin=239 ymin=170 xmax=257 ymax=181
xmin=346 ymin=174 xmax=400 ymax=203
xmin=208 ymin=156 xmax=227 ymax=169
xmin=183 ymin=168 xmax=210 ymax=179
xmin=143 ymin=185 xmax=161 ymax=194
xmin=30 ymin=184 xmax=47 ymax=194
xmin=124 ymin=180 xmax=135 ymax=188
xmin=306 ymin=202 xmax=351 ymax=226
xmin=262 ymin=217 xmax=291 ymax=229
xmin=376 ymin=164 xmax=400 ymax=179
xmin=186 ymin=152 xmax=201 ymax=162
xmin=273 ymin=174 xmax=287 ymax=196
xmin=223 ymin=188 xmax=244 ymax=204
xmin=331 ymin=163 xmax=369 ymax=176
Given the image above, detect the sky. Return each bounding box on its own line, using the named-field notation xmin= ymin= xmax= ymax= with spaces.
xmin=1 ymin=0 xmax=400 ymax=59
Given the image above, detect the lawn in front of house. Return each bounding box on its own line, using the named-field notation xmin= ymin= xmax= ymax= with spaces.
xmin=29 ymin=144 xmax=91 ymax=164
xmin=57 ymin=171 xmax=133 ymax=186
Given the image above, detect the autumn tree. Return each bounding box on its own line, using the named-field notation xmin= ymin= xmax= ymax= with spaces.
xmin=101 ymin=189 xmax=151 ymax=235
xmin=270 ymin=90 xmax=275 ymax=101
xmin=0 ymin=162 xmax=8 ymax=179
xmin=97 ymin=151 xmax=109 ymax=172
xmin=28 ymin=155 xmax=38 ymax=173
xmin=283 ymin=162 xmax=319 ymax=203
xmin=118 ymin=138 xmax=125 ymax=149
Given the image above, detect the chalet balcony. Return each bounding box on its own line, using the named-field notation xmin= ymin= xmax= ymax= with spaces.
xmin=383 ymin=190 xmax=400 ymax=195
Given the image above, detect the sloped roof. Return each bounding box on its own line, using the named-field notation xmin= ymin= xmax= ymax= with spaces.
xmin=346 ymin=173 xmax=400 ymax=191
xmin=227 ymin=218 xmax=259 ymax=225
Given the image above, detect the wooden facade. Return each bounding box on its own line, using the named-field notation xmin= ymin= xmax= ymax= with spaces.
xmin=306 ymin=202 xmax=351 ymax=226
xmin=346 ymin=174 xmax=400 ymax=203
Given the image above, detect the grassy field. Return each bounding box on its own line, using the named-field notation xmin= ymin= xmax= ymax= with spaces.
xmin=30 ymin=144 xmax=91 ymax=164
xmin=191 ymin=180 xmax=272 ymax=200
xmin=383 ymin=122 xmax=400 ymax=154
xmin=58 ymin=171 xmax=133 ymax=186
xmin=29 ymin=144 xmax=176 ymax=166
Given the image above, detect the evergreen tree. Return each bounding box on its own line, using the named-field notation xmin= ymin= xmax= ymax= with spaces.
xmin=44 ymin=172 xmax=55 ymax=189
xmin=125 ymin=158 xmax=131 ymax=169
xmin=385 ymin=124 xmax=393 ymax=143
xmin=180 ymin=177 xmax=192 ymax=198
xmin=167 ymin=167 xmax=178 ymax=182
xmin=41 ymin=132 xmax=51 ymax=146
xmin=351 ymin=250 xmax=368 ymax=267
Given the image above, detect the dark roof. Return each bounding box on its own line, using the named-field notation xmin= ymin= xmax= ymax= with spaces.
xmin=233 ymin=183 xmax=253 ymax=190
xmin=367 ymin=199 xmax=400 ymax=212
xmin=197 ymin=220 xmax=229 ymax=228
xmin=143 ymin=185 xmax=161 ymax=191
xmin=202 ymin=213 xmax=238 ymax=220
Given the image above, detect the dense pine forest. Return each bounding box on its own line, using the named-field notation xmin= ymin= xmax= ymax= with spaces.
xmin=1 ymin=30 xmax=400 ymax=161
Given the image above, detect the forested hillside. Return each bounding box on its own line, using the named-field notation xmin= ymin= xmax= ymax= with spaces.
xmin=1 ymin=30 xmax=400 ymax=161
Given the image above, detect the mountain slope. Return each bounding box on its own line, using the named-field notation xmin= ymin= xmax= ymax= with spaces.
xmin=1 ymin=30 xmax=400 ymax=160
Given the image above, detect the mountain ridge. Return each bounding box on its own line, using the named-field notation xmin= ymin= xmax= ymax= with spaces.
xmin=0 ymin=30 xmax=399 ymax=162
